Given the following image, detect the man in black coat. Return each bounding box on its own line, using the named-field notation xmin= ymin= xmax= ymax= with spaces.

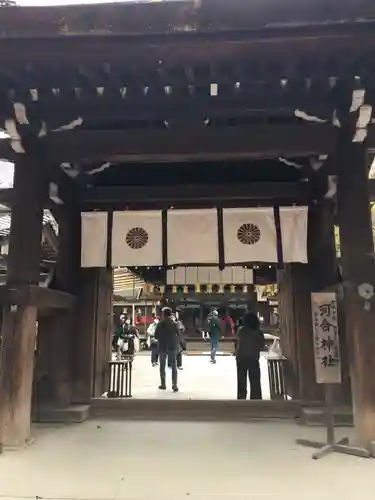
xmin=155 ymin=307 xmax=180 ymax=392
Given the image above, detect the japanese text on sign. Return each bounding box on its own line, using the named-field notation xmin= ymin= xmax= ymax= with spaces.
xmin=311 ymin=292 xmax=341 ymax=384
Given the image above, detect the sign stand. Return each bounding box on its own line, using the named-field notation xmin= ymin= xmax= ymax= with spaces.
xmin=296 ymin=292 xmax=371 ymax=460
xmin=296 ymin=384 xmax=371 ymax=459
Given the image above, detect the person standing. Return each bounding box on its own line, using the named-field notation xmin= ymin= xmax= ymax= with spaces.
xmin=205 ymin=309 xmax=223 ymax=364
xmin=115 ymin=316 xmax=140 ymax=359
xmin=235 ymin=312 xmax=265 ymax=400
xmin=114 ymin=315 xmax=128 ymax=360
xmin=126 ymin=317 xmax=140 ymax=353
xmin=147 ymin=316 xmax=160 ymax=366
xmin=155 ymin=307 xmax=180 ymax=392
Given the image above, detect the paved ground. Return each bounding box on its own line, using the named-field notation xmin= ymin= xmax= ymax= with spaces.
xmin=0 ymin=419 xmax=373 ymax=500
xmin=129 ymin=353 xmax=271 ymax=400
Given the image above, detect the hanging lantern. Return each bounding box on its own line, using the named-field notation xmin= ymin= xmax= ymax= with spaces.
xmin=219 ymin=284 xmax=225 ymax=294
xmin=243 ymin=285 xmax=248 ymax=293
xmin=172 ymin=285 xmax=177 ymax=294
xmin=159 ymin=285 xmax=165 ymax=295
xmin=183 ymin=285 xmax=188 ymax=295
xmin=195 ymin=284 xmax=201 ymax=293
xmin=207 ymin=284 xmax=213 ymax=294
xmin=230 ymin=285 xmax=236 ymax=294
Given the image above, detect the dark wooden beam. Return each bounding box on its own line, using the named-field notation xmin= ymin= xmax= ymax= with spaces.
xmin=0 ymin=124 xmax=338 ymax=163
xmin=48 ymin=163 xmax=80 ymax=208
xmin=0 ymin=1 xmax=375 ymax=39
xmin=0 ymin=23 xmax=374 ymax=96
xmin=0 ymin=165 xmax=78 ymax=209
xmin=1 ymin=1 xmax=375 ymax=38
xmin=83 ymin=182 xmax=311 ymax=206
xmin=0 ymin=285 xmax=75 ymax=310
xmin=0 ymin=90 xmax=337 ymax=125
xmin=0 ymin=12 xmax=374 ymax=62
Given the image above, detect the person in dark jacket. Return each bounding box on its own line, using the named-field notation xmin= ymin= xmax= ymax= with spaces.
xmin=235 ymin=312 xmax=265 ymax=400
xmin=154 ymin=307 xmax=180 ymax=392
xmin=205 ymin=310 xmax=223 ymax=364
xmin=114 ymin=315 xmax=139 ymax=359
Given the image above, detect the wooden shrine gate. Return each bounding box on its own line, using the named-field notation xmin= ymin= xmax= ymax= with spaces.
xmin=0 ymin=0 xmax=375 ymax=450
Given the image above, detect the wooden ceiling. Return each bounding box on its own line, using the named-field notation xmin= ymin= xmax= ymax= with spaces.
xmin=0 ymin=1 xmax=374 ymax=209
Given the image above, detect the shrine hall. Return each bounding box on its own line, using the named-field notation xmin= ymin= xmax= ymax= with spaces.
xmin=0 ymin=0 xmax=375 ymax=456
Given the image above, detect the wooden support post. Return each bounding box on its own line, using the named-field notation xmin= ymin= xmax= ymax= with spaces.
xmin=0 ymin=155 xmax=46 ymax=447
xmin=72 ymin=269 xmax=97 ymax=404
xmin=308 ymin=202 xmax=351 ymax=405
xmin=278 ymin=264 xmax=322 ymax=401
xmin=278 ymin=201 xmax=352 ymax=404
xmin=73 ymin=268 xmax=113 ymax=403
xmin=93 ymin=268 xmax=113 ymax=398
xmin=336 ymin=140 xmax=375 ymax=446
xmin=48 ymin=206 xmax=80 ymax=407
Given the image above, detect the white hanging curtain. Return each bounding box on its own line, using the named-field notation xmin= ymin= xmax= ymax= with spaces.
xmin=167 ymin=209 xmax=219 ymax=265
xmin=81 ymin=212 xmax=108 ymax=267
xmin=166 ymin=266 xmax=254 ymax=284
xmin=280 ymin=206 xmax=308 ymax=263
xmin=112 ymin=211 xmax=163 ymax=267
xmin=223 ymin=207 xmax=277 ymax=263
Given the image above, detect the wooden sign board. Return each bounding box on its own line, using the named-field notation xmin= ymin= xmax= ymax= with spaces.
xmin=311 ymin=292 xmax=342 ymax=384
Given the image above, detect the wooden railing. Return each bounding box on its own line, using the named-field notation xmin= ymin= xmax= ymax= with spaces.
xmin=267 ymin=357 xmax=288 ymax=401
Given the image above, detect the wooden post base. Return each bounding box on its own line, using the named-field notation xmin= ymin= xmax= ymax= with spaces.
xmin=296 ymin=437 xmax=371 ymax=460
xmin=0 ymin=305 xmax=38 ymax=447
xmin=296 ymin=385 xmax=373 ymax=460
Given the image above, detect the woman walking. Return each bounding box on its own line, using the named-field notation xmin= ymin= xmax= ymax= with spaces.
xmin=147 ymin=316 xmax=160 ymax=366
xmin=235 ymin=312 xmax=265 ymax=400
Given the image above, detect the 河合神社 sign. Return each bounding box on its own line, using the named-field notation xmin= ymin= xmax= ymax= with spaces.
xmin=311 ymin=292 xmax=341 ymax=384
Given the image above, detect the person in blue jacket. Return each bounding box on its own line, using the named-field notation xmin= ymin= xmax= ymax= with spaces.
xmin=205 ymin=309 xmax=223 ymax=364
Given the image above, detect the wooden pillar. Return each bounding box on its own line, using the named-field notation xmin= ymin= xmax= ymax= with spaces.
xmin=308 ymin=201 xmax=351 ymax=405
xmin=278 ymin=263 xmax=321 ymax=401
xmin=0 ymin=155 xmax=46 ymax=447
xmin=308 ymin=202 xmax=338 ymax=292
xmin=73 ymin=268 xmax=113 ymax=403
xmin=93 ymin=268 xmax=113 ymax=398
xmin=72 ymin=269 xmax=97 ymax=404
xmin=336 ymin=139 xmax=375 ymax=445
xmin=49 ymin=206 xmax=81 ymax=407
xmin=278 ymin=198 xmax=354 ymax=404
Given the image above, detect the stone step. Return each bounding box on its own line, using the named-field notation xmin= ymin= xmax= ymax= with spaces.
xmin=33 ymin=404 xmax=90 ymax=424
xmin=299 ymin=406 xmax=353 ymax=427
xmin=91 ymin=398 xmax=301 ymax=421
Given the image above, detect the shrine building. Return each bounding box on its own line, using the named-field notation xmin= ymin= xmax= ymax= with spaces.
xmin=0 ymin=0 xmax=375 ymax=452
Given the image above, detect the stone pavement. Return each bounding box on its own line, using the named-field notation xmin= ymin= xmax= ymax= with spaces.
xmin=130 ymin=353 xmax=271 ymax=399
xmin=0 ymin=419 xmax=374 ymax=500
